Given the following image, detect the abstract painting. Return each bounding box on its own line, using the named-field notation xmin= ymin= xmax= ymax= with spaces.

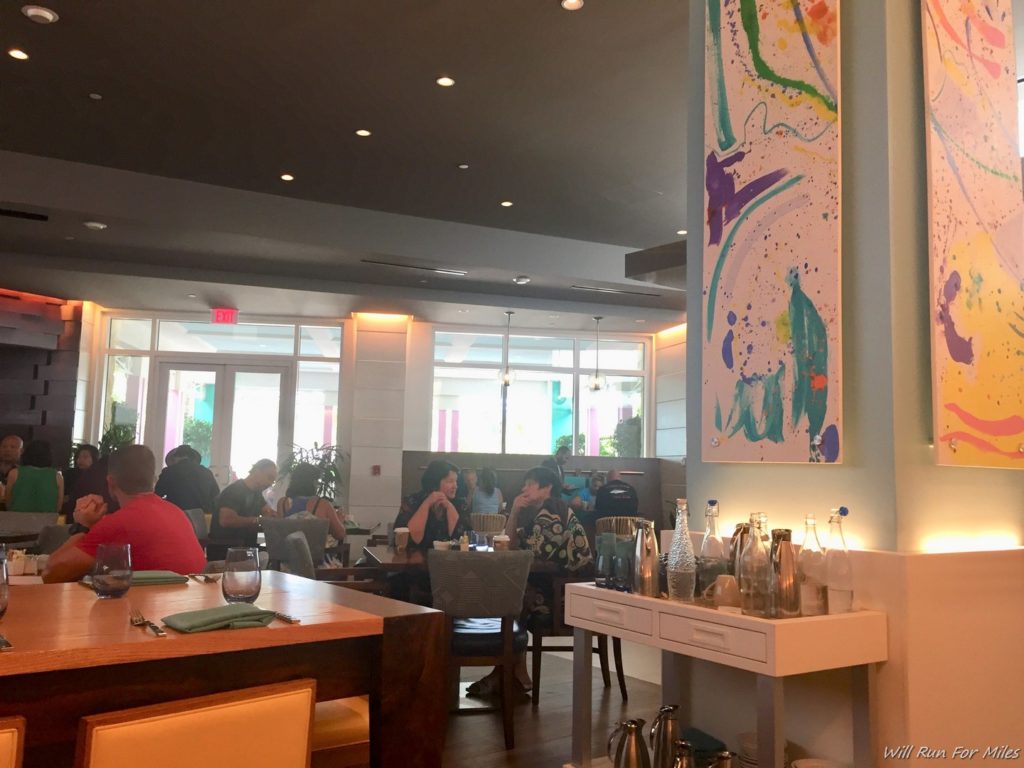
xmin=922 ymin=0 xmax=1024 ymax=468
xmin=702 ymin=0 xmax=842 ymax=463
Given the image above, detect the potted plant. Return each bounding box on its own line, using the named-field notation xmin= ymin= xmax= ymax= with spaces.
xmin=280 ymin=443 xmax=345 ymax=502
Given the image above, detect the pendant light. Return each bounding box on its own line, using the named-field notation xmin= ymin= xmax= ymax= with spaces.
xmin=500 ymin=310 xmax=516 ymax=387
xmin=589 ymin=315 xmax=605 ymax=391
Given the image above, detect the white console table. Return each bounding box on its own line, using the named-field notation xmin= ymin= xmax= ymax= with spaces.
xmin=565 ymin=583 xmax=887 ymax=768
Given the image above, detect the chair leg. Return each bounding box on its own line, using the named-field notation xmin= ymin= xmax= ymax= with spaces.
xmin=531 ymin=632 xmax=543 ymax=709
xmin=501 ymin=618 xmax=515 ymax=750
xmin=613 ymin=637 xmax=628 ymax=701
xmin=597 ymin=634 xmax=612 ymax=688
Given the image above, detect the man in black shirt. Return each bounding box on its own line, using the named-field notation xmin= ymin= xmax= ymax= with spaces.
xmin=207 ymin=458 xmax=279 ymax=560
xmin=155 ymin=445 xmax=220 ymax=515
xmin=593 ymin=470 xmax=639 ymax=520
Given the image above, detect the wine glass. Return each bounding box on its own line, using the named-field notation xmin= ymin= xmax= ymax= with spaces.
xmin=222 ymin=548 xmax=262 ymax=604
xmin=595 ymin=551 xmax=613 ymax=588
xmin=92 ymin=543 xmax=133 ymax=599
xmin=0 ymin=551 xmax=9 ymax=620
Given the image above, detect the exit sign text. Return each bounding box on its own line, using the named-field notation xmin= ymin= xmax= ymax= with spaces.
xmin=211 ymin=307 xmax=238 ymax=324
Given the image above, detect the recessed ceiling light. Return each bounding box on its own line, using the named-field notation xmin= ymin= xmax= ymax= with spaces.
xmin=561 ymin=0 xmax=584 ymax=9
xmin=64 ymin=235 xmax=75 ymax=241
xmin=355 ymin=129 xmax=372 ymax=137
xmin=186 ymin=294 xmax=197 ymax=299
xmin=89 ymin=92 xmax=103 ymax=101
xmin=500 ymin=201 xmax=514 ymax=208
xmin=83 ymin=221 xmax=107 ymax=231
xmin=280 ymin=173 xmax=294 ymax=182
xmin=635 ymin=319 xmax=646 ymax=323
xmin=677 ymin=229 xmax=688 ymax=236
xmin=513 ymin=275 xmax=531 ymax=285
xmin=436 ymin=76 xmax=455 ymax=87
xmin=7 ymin=49 xmax=29 ymax=61
xmin=548 ymin=314 xmax=559 ymax=319
xmin=21 ymin=5 xmax=58 ymax=23
xmin=457 ymin=309 xmax=469 ymax=314
xmin=457 ymin=163 xmax=469 ymax=170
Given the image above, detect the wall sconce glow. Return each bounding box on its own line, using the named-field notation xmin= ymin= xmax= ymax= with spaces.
xmin=436 ymin=76 xmax=455 ymax=87
xmin=353 ymin=312 xmax=409 ymax=321
xmin=280 ymin=173 xmax=294 ymax=182
xmin=658 ymin=322 xmax=687 ymax=337
xmin=919 ymin=531 xmax=1021 ymax=553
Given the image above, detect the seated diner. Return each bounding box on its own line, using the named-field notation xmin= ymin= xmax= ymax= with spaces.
xmin=206 ymin=458 xmax=280 ymax=560
xmin=42 ymin=444 xmax=207 ymax=582
xmin=394 ymin=458 xmax=471 ymax=550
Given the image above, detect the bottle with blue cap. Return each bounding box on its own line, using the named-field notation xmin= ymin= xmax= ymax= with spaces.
xmin=825 ymin=506 xmax=854 ymax=614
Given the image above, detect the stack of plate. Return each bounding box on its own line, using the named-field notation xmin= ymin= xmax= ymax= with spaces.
xmin=736 ymin=732 xmax=789 ymax=767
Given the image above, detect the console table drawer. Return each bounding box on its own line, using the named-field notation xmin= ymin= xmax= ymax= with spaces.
xmin=569 ymin=594 xmax=654 ymax=637
xmin=659 ymin=613 xmax=767 ymax=662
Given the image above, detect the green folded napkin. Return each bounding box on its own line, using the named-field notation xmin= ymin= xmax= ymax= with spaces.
xmin=131 ymin=570 xmax=189 ymax=585
xmin=161 ymin=603 xmax=277 ymax=633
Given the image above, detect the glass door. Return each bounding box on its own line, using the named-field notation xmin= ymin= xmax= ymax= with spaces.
xmin=153 ymin=362 xmax=291 ymax=487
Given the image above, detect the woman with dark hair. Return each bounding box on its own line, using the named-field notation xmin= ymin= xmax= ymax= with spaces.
xmin=5 ymin=439 xmax=63 ymax=513
xmin=472 ymin=466 xmax=503 ymax=514
xmin=62 ymin=444 xmax=100 ymax=503
xmin=277 ymin=462 xmax=347 ymax=548
xmin=394 ymin=458 xmax=471 ymax=550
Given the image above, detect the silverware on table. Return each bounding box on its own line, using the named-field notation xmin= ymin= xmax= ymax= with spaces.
xmin=188 ymin=573 xmax=220 ymax=583
xmin=0 ymin=633 xmax=11 ymax=650
xmin=128 ymin=607 xmax=167 ymax=637
xmin=262 ymin=609 xmax=300 ymax=624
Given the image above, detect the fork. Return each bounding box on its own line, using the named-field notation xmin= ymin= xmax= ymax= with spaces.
xmin=188 ymin=573 xmax=220 ymax=584
xmin=128 ymin=607 xmax=167 ymax=637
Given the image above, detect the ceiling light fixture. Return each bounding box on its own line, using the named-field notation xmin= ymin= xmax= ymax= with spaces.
xmin=82 ymin=221 xmax=107 ymax=231
xmin=22 ymin=5 xmax=58 ymax=23
xmin=590 ymin=316 xmax=605 ymax=391
xmin=512 ymin=275 xmax=531 ymax=285
xmin=355 ymin=129 xmax=372 ymax=137
xmin=561 ymin=0 xmax=584 ymax=9
xmin=89 ymin=92 xmax=103 ymax=101
xmin=280 ymin=173 xmax=294 ymax=181
xmin=457 ymin=163 xmax=469 ymax=170
xmin=186 ymin=294 xmax=197 ymax=299
xmin=500 ymin=201 xmax=514 ymax=208
xmin=436 ymin=76 xmax=455 ymax=87
xmin=676 ymin=229 xmax=687 ymax=236
xmin=7 ymin=48 xmax=29 ymax=61
xmin=499 ymin=311 xmax=516 ymax=388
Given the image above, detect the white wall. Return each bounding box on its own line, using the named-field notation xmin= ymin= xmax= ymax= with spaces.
xmin=654 ymin=324 xmax=687 ymax=463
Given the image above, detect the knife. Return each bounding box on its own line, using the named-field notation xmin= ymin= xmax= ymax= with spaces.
xmin=0 ymin=633 xmax=12 ymax=650
xmin=272 ymin=611 xmax=300 ymax=624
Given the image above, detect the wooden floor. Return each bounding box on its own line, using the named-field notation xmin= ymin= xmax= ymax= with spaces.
xmin=443 ymin=655 xmax=662 ymax=768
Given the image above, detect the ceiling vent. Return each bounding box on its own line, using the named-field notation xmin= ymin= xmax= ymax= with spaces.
xmin=361 ymin=258 xmax=467 ymax=277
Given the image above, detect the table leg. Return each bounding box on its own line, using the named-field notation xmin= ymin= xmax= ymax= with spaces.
xmin=571 ymin=626 xmax=594 ymax=767
xmin=756 ymin=674 xmax=785 ymax=768
xmin=661 ymin=651 xmax=692 ymax=724
xmin=851 ymin=664 xmax=874 ymax=768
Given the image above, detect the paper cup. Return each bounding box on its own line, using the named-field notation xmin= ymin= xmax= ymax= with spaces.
xmin=393 ymin=527 xmax=410 ymax=552
xmin=492 ymin=535 xmax=510 ymax=551
xmin=433 ymin=540 xmax=451 ymax=551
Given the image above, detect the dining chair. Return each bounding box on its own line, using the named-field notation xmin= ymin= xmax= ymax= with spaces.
xmin=0 ymin=512 xmax=57 ymax=535
xmin=263 ymin=517 xmax=329 ymax=568
xmin=428 ymin=549 xmax=533 ymax=750
xmin=182 ymin=508 xmax=208 ymax=545
xmin=33 ymin=524 xmax=71 ymax=554
xmin=282 ymin=530 xmax=387 ymax=593
xmin=0 ymin=716 xmax=25 ymax=768
xmin=283 ymin=531 xmax=317 ymax=579
xmin=73 ymin=679 xmax=315 ymax=768
xmin=469 ymin=512 xmax=506 ymax=535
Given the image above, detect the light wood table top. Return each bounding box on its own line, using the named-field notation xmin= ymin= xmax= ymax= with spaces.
xmin=0 ymin=571 xmax=384 ymax=677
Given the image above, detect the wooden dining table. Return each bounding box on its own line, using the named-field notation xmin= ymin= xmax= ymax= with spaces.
xmin=0 ymin=571 xmax=445 ymax=767
xmin=363 ymin=544 xmax=561 ymax=574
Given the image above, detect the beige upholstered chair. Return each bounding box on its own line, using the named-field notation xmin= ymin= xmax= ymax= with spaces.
xmin=0 ymin=716 xmax=25 ymax=768
xmin=74 ymin=680 xmax=315 ymax=768
xmin=310 ymin=697 xmax=369 ymax=768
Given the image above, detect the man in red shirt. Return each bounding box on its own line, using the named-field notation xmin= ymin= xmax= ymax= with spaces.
xmin=43 ymin=445 xmax=206 ymax=582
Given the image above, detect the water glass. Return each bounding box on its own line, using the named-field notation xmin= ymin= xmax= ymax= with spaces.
xmin=595 ymin=551 xmax=613 ymax=588
xmin=222 ymin=547 xmax=262 ymax=604
xmin=92 ymin=543 xmax=133 ymax=599
xmin=0 ymin=551 xmax=9 ymax=620
xmin=612 ymin=555 xmax=632 ymax=592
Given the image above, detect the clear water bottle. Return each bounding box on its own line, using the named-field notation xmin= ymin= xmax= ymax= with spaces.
xmin=739 ymin=513 xmax=770 ymax=617
xmin=797 ymin=513 xmax=828 ymax=616
xmin=825 ymin=506 xmax=854 ymax=613
xmin=697 ymin=499 xmax=729 ymax=596
xmin=667 ymin=499 xmax=697 ymax=602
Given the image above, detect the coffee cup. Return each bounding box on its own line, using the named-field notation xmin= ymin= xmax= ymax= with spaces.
xmin=492 ymin=535 xmax=510 ymax=551
xmin=433 ymin=540 xmax=451 ymax=551
xmin=393 ymin=527 xmax=410 ymax=552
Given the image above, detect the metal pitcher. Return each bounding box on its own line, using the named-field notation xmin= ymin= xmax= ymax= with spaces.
xmin=649 ymin=705 xmax=680 ymax=768
xmin=633 ymin=520 xmax=660 ymax=597
xmin=670 ymin=739 xmax=695 ymax=768
xmin=608 ymin=718 xmax=651 ymax=768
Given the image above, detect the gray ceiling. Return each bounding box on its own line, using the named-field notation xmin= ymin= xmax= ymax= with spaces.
xmin=0 ymin=1 xmax=689 ymax=330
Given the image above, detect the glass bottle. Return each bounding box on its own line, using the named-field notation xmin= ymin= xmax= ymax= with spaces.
xmin=797 ymin=512 xmax=828 ymax=616
xmin=826 ymin=506 xmax=854 ymax=613
xmin=696 ymin=499 xmax=729 ymax=597
xmin=739 ymin=513 xmax=769 ymax=617
xmin=666 ymin=499 xmax=697 ymax=602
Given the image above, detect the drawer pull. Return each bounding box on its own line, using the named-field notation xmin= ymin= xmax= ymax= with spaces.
xmin=691 ymin=625 xmax=729 ymax=649
xmin=593 ymin=603 xmax=626 ymax=625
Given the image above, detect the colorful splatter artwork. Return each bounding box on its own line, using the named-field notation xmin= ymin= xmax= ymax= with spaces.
xmin=702 ymin=0 xmax=842 ymax=463
xmin=922 ymin=0 xmax=1024 ymax=468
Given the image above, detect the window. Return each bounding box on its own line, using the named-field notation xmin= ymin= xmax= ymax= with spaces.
xmin=295 ymin=361 xmax=339 ymax=449
xmin=102 ymin=355 xmax=149 ymax=439
xmin=431 ymin=328 xmax=647 ymax=457
xmin=157 ymin=321 xmax=296 ymax=355
xmin=108 ymin=318 xmax=152 ymax=351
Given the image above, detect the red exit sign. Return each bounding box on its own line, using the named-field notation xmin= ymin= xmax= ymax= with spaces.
xmin=211 ymin=307 xmax=238 ymax=324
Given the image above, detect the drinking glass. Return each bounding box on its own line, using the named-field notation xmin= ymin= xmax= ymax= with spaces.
xmin=222 ymin=547 xmax=262 ymax=604
xmin=0 ymin=551 xmax=9 ymax=620
xmin=92 ymin=543 xmax=133 ymax=599
xmin=612 ymin=555 xmax=632 ymax=592
xmin=595 ymin=551 xmax=613 ymax=588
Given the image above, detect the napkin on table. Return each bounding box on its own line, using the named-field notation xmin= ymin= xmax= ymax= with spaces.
xmin=161 ymin=603 xmax=277 ymax=633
